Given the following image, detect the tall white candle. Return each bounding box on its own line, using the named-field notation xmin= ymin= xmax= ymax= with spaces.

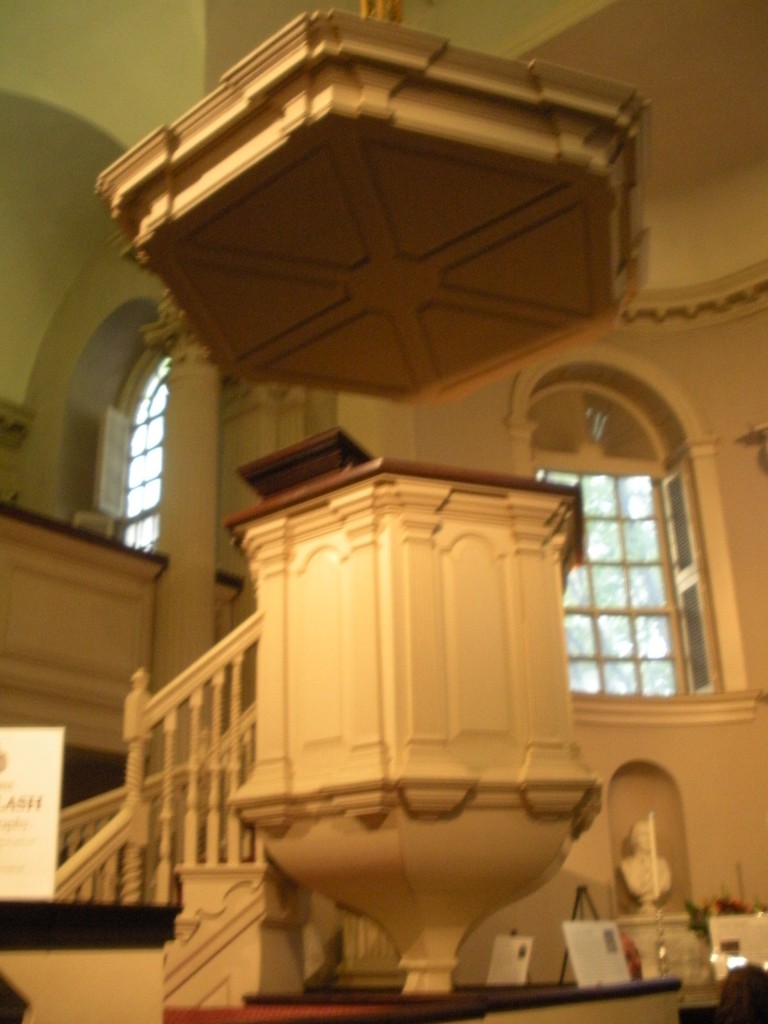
xmin=648 ymin=811 xmax=660 ymax=902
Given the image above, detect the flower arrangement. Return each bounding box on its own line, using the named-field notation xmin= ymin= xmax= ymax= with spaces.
xmin=686 ymin=894 xmax=767 ymax=938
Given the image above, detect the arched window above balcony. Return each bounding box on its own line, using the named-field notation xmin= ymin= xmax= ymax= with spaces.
xmin=94 ymin=344 xmax=170 ymax=553
xmin=122 ymin=354 xmax=171 ymax=551
xmin=507 ymin=351 xmax=747 ymax=696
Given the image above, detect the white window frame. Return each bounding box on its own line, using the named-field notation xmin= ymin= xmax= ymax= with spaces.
xmin=95 ymin=351 xmax=170 ymax=552
xmin=505 ymin=350 xmax=748 ymax=695
xmin=540 ymin=465 xmax=713 ymax=696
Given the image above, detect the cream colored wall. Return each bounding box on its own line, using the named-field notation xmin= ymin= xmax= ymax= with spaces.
xmin=644 ymin=162 xmax=768 ymax=289
xmin=389 ymin=304 xmax=768 ymax=692
xmin=334 ymin=302 xmax=768 ymax=985
xmin=571 ymin=703 xmax=768 ymax=908
xmin=20 ymin=252 xmax=162 ymax=521
xmin=0 ymin=948 xmax=163 ymax=1024
xmin=0 ymin=509 xmax=161 ymax=753
xmin=456 ymin=698 xmax=768 ymax=984
xmin=607 ymin=309 xmax=768 ymax=690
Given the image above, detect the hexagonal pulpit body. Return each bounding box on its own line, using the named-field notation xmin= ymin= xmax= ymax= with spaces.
xmin=227 ymin=431 xmax=600 ymax=992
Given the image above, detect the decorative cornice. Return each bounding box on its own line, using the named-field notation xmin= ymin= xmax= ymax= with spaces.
xmin=620 ymin=260 xmax=768 ymax=330
xmin=0 ymin=398 xmax=33 ymax=450
xmin=96 ymin=10 xmax=646 ymax=403
xmin=141 ymin=291 xmax=202 ymax=355
xmin=573 ymin=689 xmax=765 ymax=728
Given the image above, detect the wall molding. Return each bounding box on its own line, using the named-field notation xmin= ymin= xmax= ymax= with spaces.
xmin=620 ymin=260 xmax=768 ymax=330
xmin=573 ymin=689 xmax=765 ymax=728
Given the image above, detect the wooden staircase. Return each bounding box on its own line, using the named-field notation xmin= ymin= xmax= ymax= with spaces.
xmin=38 ymin=609 xmax=315 ymax=1012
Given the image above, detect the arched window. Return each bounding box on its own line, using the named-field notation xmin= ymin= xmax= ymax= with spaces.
xmin=539 ymin=465 xmax=705 ymax=696
xmin=508 ymin=356 xmax=730 ymax=697
xmin=123 ymin=355 xmax=171 ymax=551
xmin=95 ymin=349 xmax=170 ymax=552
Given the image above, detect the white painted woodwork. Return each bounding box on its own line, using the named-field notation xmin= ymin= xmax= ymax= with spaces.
xmin=150 ymin=310 xmax=221 ymax=686
xmin=97 ymin=10 xmax=646 ymax=403
xmin=231 ymin=459 xmax=599 ymax=991
xmin=0 ymin=506 xmax=161 ymax=751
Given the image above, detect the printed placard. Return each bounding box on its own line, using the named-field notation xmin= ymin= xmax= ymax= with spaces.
xmin=0 ymin=727 xmax=65 ymax=900
xmin=562 ymin=920 xmax=632 ymax=987
xmin=708 ymin=914 xmax=768 ymax=980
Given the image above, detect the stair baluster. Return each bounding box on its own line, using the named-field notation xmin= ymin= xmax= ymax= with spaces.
xmin=206 ymin=667 xmax=225 ymax=863
xmin=156 ymin=709 xmax=178 ymax=902
xmin=226 ymin=651 xmax=244 ymax=863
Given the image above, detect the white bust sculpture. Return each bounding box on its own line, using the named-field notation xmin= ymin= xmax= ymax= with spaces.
xmin=620 ymin=818 xmax=671 ymax=914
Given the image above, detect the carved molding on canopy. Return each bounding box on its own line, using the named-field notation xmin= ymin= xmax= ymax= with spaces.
xmin=97 ymin=11 xmax=647 ymax=403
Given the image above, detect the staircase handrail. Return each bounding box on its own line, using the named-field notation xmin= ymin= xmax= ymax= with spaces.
xmin=55 ymin=771 xmax=165 ymax=901
xmin=59 ymin=784 xmax=126 ymax=834
xmin=55 ymin=609 xmax=263 ymax=904
xmin=55 ymin=806 xmax=133 ymax=899
xmin=54 ymin=699 xmax=257 ymax=902
xmin=143 ymin=610 xmax=263 ymax=730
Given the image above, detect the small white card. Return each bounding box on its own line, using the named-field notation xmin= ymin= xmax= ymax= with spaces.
xmin=708 ymin=914 xmax=768 ymax=980
xmin=487 ymin=934 xmax=533 ymax=984
xmin=0 ymin=727 xmax=65 ymax=900
xmin=562 ymin=920 xmax=631 ymax=987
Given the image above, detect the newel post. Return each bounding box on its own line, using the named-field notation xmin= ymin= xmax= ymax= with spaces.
xmin=122 ymin=667 xmax=151 ymax=903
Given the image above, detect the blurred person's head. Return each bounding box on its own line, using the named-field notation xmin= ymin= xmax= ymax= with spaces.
xmin=716 ymin=965 xmax=768 ymax=1024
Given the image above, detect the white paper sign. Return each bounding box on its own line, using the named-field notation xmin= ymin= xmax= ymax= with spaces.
xmin=708 ymin=914 xmax=768 ymax=980
xmin=562 ymin=920 xmax=631 ymax=987
xmin=0 ymin=727 xmax=65 ymax=899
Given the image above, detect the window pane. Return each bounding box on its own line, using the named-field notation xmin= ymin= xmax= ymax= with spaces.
xmin=145 ymin=446 xmax=163 ymax=481
xmin=131 ymin=423 xmax=147 ymax=457
xmin=564 ymin=565 xmax=591 ymax=606
xmin=144 ymin=477 xmax=161 ymax=511
xmin=135 ymin=397 xmax=150 ymax=425
xmin=618 ymin=476 xmax=654 ymax=519
xmin=540 ymin=469 xmax=684 ymax=698
xmin=597 ymin=614 xmax=634 ymax=657
xmin=544 ymin=470 xmax=579 ymax=488
xmin=582 ymin=475 xmax=616 ymax=516
xmin=624 ymin=519 xmax=660 ymax=562
xmin=587 ymin=519 xmax=622 ymax=562
xmin=128 ymin=514 xmax=159 ymax=552
xmin=124 ymin=356 xmax=171 ymax=553
xmin=146 ymin=416 xmax=164 ymax=449
xmin=640 ymin=660 xmax=676 ymax=697
xmin=604 ymin=660 xmax=639 ymax=695
xmin=566 ymin=614 xmax=596 ymax=656
xmin=629 ymin=566 xmax=665 ymax=607
xmin=636 ymin=615 xmax=672 ymax=658
xmin=592 ymin=565 xmax=627 ymax=608
xmin=126 ymin=489 xmax=143 ymax=520
xmin=149 ymin=383 xmax=168 ymax=418
xmin=139 ymin=514 xmax=159 ymax=550
xmin=569 ymin=660 xmax=601 ymax=694
xmin=128 ymin=454 xmax=145 ymax=489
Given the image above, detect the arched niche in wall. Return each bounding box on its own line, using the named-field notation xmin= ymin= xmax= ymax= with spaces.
xmin=609 ymin=759 xmax=690 ymax=916
xmin=60 ymin=297 xmax=158 ymax=522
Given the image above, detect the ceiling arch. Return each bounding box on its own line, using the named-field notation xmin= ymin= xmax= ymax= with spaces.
xmin=0 ymin=0 xmax=206 ymax=148
xmin=0 ymin=91 xmax=123 ymax=402
xmin=1 ymin=0 xmax=767 ymax=409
